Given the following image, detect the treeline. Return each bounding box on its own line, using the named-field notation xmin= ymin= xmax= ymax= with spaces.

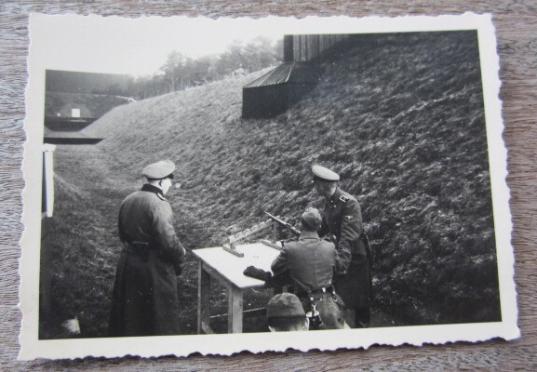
xmin=129 ymin=37 xmax=282 ymax=99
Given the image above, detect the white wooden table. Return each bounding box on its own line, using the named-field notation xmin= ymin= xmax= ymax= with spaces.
xmin=192 ymin=242 xmax=281 ymax=333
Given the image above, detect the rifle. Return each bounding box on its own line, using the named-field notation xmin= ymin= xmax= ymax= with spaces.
xmin=264 ymin=211 xmax=300 ymax=237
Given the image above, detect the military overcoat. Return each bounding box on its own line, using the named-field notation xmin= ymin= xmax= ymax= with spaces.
xmin=109 ymin=183 xmax=186 ymax=336
xmin=319 ymin=187 xmax=372 ymax=310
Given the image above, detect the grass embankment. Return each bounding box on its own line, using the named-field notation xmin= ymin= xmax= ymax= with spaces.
xmin=42 ymin=31 xmax=500 ymax=338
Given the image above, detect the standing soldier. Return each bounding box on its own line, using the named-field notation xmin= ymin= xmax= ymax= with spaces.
xmin=109 ymin=160 xmax=186 ymax=336
xmin=311 ymin=164 xmax=372 ymax=328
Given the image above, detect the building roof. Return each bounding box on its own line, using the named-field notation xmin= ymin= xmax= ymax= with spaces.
xmin=44 ymin=127 xmax=103 ymax=145
xmin=244 ymin=63 xmax=294 ymax=88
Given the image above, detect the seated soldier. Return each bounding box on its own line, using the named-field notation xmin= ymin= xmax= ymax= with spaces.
xmin=271 ymin=208 xmax=346 ymax=329
xmin=266 ymin=293 xmax=309 ymax=332
xmin=271 ymin=208 xmax=336 ymax=297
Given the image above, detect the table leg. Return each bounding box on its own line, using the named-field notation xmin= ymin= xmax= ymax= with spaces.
xmin=197 ymin=261 xmax=211 ymax=334
xmin=228 ymin=286 xmax=243 ymax=333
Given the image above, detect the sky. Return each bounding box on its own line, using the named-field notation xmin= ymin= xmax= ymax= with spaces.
xmin=31 ymin=16 xmax=291 ymax=77
xmin=29 ymin=14 xmax=484 ymax=77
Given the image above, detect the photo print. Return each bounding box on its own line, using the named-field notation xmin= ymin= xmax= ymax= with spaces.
xmin=20 ymin=13 xmax=518 ymax=359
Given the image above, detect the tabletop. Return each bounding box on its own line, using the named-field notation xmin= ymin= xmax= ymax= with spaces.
xmin=193 ymin=243 xmax=281 ymax=289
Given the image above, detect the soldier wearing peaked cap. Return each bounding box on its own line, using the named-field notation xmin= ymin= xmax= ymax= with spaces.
xmin=109 ymin=159 xmax=186 ymax=336
xmin=142 ymin=159 xmax=176 ymax=180
xmin=271 ymin=208 xmax=347 ymax=330
xmin=311 ymin=164 xmax=373 ymax=328
xmin=271 ymin=208 xmax=337 ymax=301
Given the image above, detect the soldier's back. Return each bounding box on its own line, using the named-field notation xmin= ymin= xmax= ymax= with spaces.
xmin=285 ymin=237 xmax=336 ymax=291
xmin=119 ymin=188 xmax=171 ymax=243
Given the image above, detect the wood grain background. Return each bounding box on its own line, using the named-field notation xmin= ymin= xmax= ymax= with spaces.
xmin=1 ymin=1 xmax=536 ymax=370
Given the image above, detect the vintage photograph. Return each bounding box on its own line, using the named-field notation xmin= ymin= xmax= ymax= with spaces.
xmin=20 ymin=14 xmax=518 ymax=359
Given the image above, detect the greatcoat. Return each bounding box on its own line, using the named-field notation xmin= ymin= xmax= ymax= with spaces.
xmin=109 ymin=183 xmax=186 ymax=336
xmin=318 ymin=187 xmax=372 ymax=310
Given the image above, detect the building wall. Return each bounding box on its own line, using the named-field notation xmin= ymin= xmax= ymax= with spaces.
xmin=242 ymin=83 xmax=288 ymax=118
xmin=284 ymin=34 xmax=350 ymax=62
xmin=243 ymin=34 xmax=349 ymax=118
xmin=46 ymin=70 xmax=132 ymax=95
xmin=57 ymin=103 xmax=92 ymax=118
xmin=45 ymin=92 xmax=131 ymax=119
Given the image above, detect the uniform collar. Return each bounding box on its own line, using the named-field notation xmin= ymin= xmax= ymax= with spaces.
xmin=300 ymin=230 xmax=320 ymax=239
xmin=328 ymin=187 xmax=342 ymax=203
xmin=142 ymin=183 xmax=166 ymax=200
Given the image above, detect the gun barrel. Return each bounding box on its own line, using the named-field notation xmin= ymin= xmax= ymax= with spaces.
xmin=264 ymin=211 xmax=300 ymax=236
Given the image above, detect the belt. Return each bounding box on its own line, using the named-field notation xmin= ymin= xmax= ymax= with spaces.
xmin=124 ymin=241 xmax=151 ymax=256
xmin=296 ymin=285 xmax=335 ymax=299
xmin=129 ymin=240 xmax=149 ymax=247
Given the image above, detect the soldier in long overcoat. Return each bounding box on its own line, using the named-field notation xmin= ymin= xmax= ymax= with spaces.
xmin=109 ymin=160 xmax=186 ymax=336
xmin=311 ymin=164 xmax=372 ymax=327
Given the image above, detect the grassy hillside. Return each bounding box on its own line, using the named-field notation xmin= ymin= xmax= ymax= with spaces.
xmin=42 ymin=30 xmax=500 ymax=337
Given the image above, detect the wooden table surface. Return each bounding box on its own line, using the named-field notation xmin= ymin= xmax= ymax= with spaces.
xmin=193 ymin=243 xmax=281 ymax=288
xmin=1 ymin=1 xmax=536 ymax=370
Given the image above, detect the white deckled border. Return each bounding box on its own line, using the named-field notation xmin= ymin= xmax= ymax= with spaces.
xmin=19 ymin=13 xmax=519 ymax=360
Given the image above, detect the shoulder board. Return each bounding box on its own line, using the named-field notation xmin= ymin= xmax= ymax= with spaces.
xmin=282 ymin=237 xmax=298 ymax=243
xmin=339 ymin=194 xmax=350 ymax=203
xmin=157 ymin=193 xmax=167 ymax=201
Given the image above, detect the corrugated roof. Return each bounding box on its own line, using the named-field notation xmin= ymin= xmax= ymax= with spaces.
xmin=244 ymin=63 xmax=294 ymax=88
xmin=44 ymin=127 xmax=103 ymax=144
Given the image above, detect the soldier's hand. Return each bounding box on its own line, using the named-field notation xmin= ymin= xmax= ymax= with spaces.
xmin=243 ymin=266 xmax=272 ymax=282
xmin=322 ymin=234 xmax=337 ymax=243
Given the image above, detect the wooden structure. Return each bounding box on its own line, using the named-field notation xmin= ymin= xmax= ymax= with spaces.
xmin=283 ymin=34 xmax=349 ymax=62
xmin=43 ymin=126 xmax=103 ymax=145
xmin=41 ymin=144 xmax=56 ymax=218
xmin=242 ymin=34 xmax=349 ymax=118
xmin=43 ymin=70 xmax=134 ymax=144
xmin=45 ymin=70 xmax=131 ymax=95
xmin=193 ymin=242 xmax=281 ymax=333
xmin=242 ymin=62 xmax=321 ymax=118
